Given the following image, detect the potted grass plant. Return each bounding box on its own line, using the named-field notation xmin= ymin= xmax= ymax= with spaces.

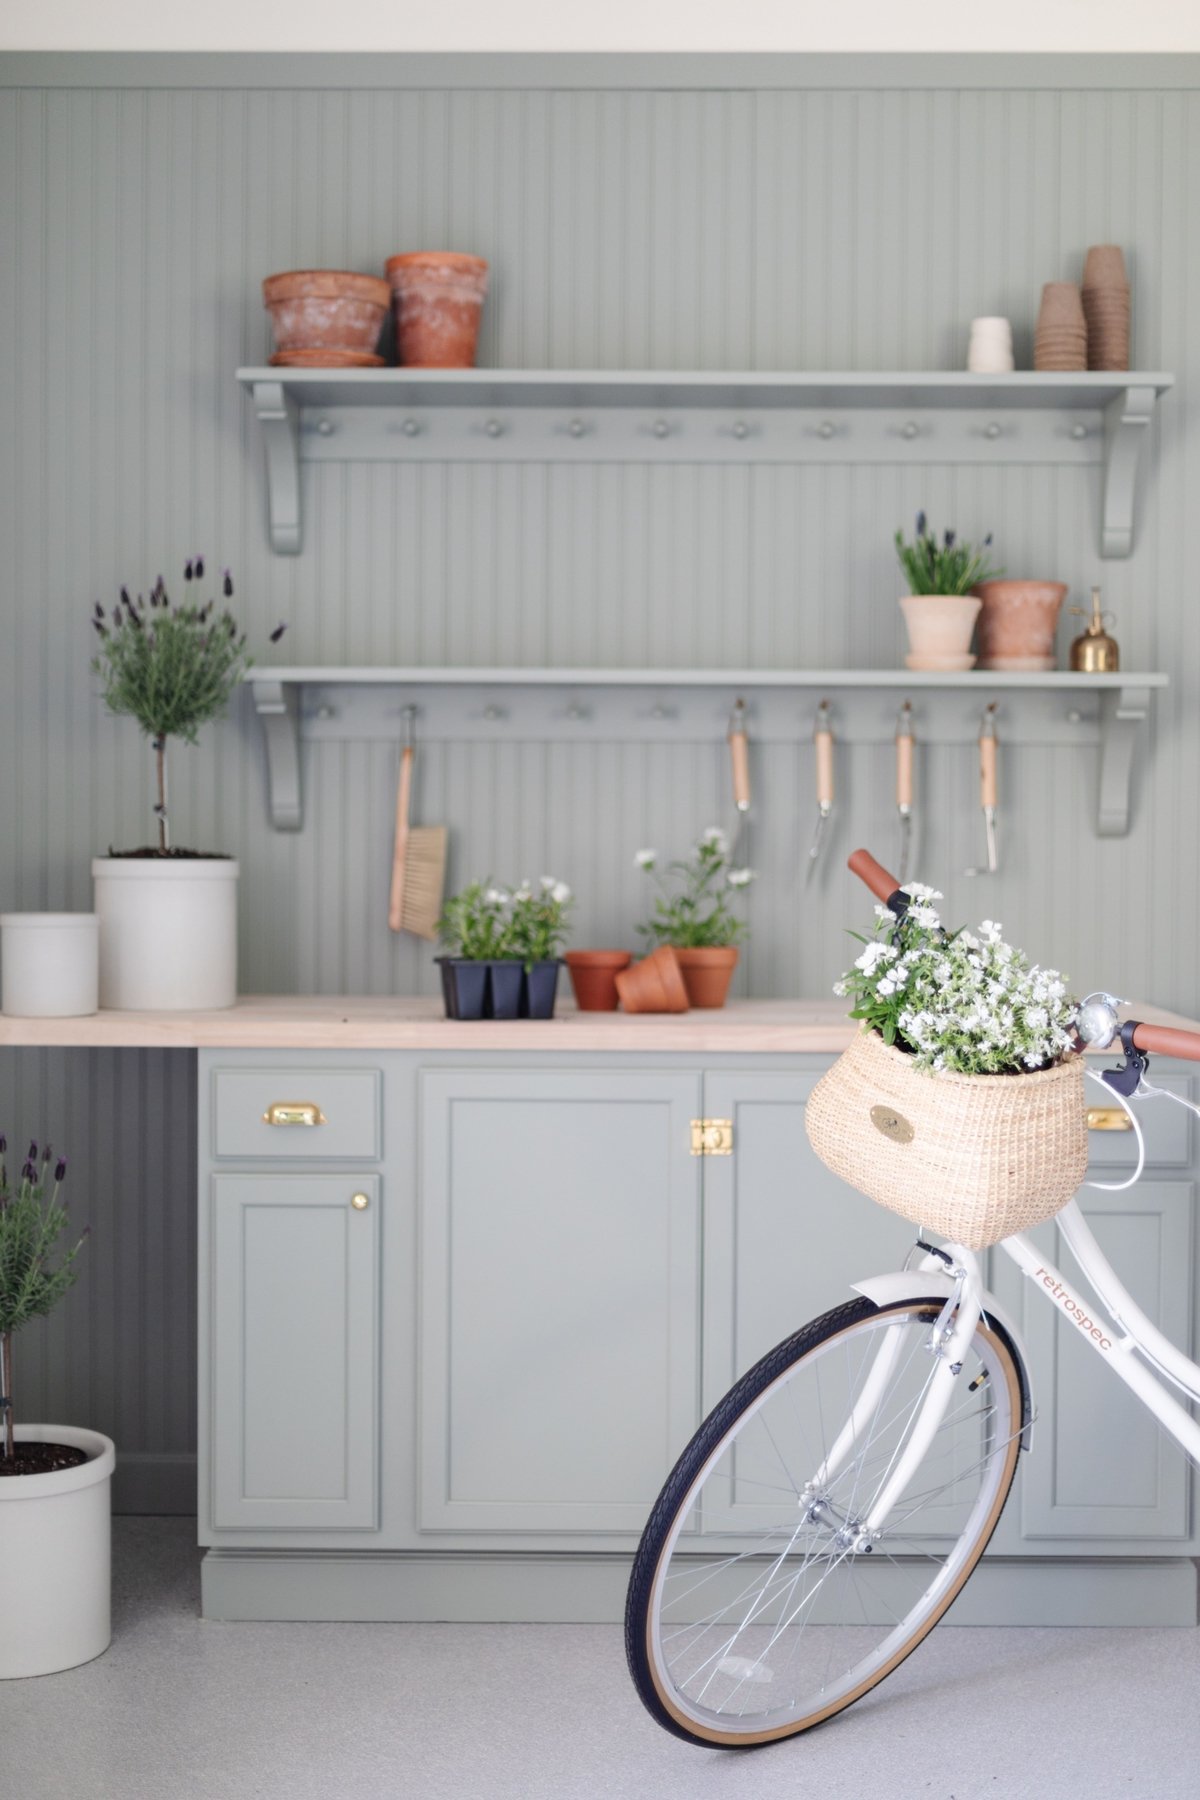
xmin=0 ymin=1141 xmax=110 ymax=1680
xmin=630 ymin=829 xmax=755 ymax=1009
xmin=806 ymin=882 xmax=1087 ymax=1249
xmin=894 ymin=513 xmax=1000 ymax=671
xmin=89 ymin=559 xmax=284 ymax=1010
xmin=436 ymin=877 xmax=572 ymax=1019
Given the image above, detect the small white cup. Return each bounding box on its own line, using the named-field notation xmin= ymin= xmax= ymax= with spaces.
xmin=1 ymin=913 xmax=100 ymax=1016
xmin=967 ymin=316 xmax=1015 ymax=373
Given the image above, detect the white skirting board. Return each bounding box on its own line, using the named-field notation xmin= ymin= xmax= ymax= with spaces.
xmin=200 ymin=1551 xmax=1199 ymax=1628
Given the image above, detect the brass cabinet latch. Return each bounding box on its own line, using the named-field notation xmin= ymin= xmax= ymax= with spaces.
xmin=263 ymin=1101 xmax=328 ymax=1127
xmin=691 ymin=1118 xmax=734 ymax=1157
xmin=1086 ymin=1105 xmax=1133 ymax=1132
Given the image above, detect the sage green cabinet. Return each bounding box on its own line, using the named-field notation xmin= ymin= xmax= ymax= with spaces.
xmin=209 ymin=1172 xmax=380 ymax=1531
xmin=416 ymin=1068 xmax=702 ymax=1535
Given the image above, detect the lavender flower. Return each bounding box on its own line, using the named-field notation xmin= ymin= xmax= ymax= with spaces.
xmin=269 ymin=623 xmax=287 ymax=643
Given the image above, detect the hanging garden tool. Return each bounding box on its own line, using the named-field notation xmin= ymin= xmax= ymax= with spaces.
xmin=964 ymin=703 xmax=999 ymax=878
xmin=388 ymin=705 xmax=448 ymax=937
xmin=805 ymin=701 xmax=835 ymax=886
xmin=727 ymin=698 xmax=752 ymax=866
xmin=895 ymin=700 xmax=915 ymax=884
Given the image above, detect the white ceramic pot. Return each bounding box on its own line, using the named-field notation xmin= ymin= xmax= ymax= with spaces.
xmin=0 ymin=913 xmax=99 ymax=1016
xmin=92 ymin=857 xmax=239 ymax=1010
xmin=0 ymin=1425 xmax=115 ymax=1679
xmin=900 ymin=594 xmax=982 ymax=671
xmin=967 ymin=316 xmax=1015 ymax=373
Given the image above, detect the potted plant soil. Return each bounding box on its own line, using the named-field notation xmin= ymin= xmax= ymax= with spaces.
xmin=630 ymin=831 xmax=755 ymax=1009
xmin=894 ymin=513 xmax=1000 ymax=671
xmin=0 ymin=1142 xmax=110 ymax=1680
xmin=806 ymin=882 xmax=1086 ymax=1249
xmin=89 ymin=560 xmax=284 ymax=1010
xmin=435 ymin=877 xmax=572 ymax=1019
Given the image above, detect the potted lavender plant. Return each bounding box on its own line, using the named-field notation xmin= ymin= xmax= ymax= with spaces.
xmin=894 ymin=513 xmax=1000 ymax=671
xmin=89 ymin=559 xmax=284 ymax=1010
xmin=0 ymin=1141 xmax=111 ymax=1680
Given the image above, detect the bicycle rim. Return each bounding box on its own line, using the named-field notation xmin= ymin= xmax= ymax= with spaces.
xmin=628 ymin=1298 xmax=1024 ymax=1746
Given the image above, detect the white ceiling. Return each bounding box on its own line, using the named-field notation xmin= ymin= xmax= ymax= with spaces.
xmin=4 ymin=0 xmax=1200 ymax=54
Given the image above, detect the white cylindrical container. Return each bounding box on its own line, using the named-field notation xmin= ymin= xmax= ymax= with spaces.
xmin=0 ymin=914 xmax=99 ymax=1016
xmin=0 ymin=1425 xmax=115 ymax=1679
xmin=92 ymin=857 xmax=239 ymax=1011
xmin=967 ymin=316 xmax=1015 ymax=373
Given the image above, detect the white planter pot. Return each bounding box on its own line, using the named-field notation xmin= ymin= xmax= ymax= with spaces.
xmin=0 ymin=1425 xmax=115 ymax=1679
xmin=92 ymin=857 xmax=239 ymax=1010
xmin=0 ymin=913 xmax=99 ymax=1016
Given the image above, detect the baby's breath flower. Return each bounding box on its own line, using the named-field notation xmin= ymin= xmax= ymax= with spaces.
xmin=727 ymin=867 xmax=755 ymax=889
xmin=634 ymin=848 xmax=657 ymax=869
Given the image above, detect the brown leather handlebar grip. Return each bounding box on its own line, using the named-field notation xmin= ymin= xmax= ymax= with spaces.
xmin=848 ymin=848 xmax=903 ymax=905
xmin=1130 ymin=1022 xmax=1200 ymax=1063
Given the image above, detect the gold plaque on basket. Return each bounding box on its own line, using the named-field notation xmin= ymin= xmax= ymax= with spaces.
xmin=870 ymin=1104 xmax=914 ymax=1145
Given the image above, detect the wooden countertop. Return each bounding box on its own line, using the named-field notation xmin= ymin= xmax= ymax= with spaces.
xmin=1 ymin=995 xmax=1197 ymax=1054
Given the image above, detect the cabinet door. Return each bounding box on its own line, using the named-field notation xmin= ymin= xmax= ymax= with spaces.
xmin=210 ymin=1174 xmax=380 ymax=1530
xmin=418 ymin=1069 xmax=702 ymax=1534
xmin=990 ymin=1183 xmax=1193 ymax=1545
xmin=701 ymin=1070 xmax=917 ymax=1409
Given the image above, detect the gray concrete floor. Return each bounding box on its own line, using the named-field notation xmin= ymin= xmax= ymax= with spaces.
xmin=1 ymin=1519 xmax=1198 ymax=1800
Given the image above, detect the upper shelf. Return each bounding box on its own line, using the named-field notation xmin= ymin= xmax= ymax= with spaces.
xmin=236 ymin=367 xmax=1173 ymax=561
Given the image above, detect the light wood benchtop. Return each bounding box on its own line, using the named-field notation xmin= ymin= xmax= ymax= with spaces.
xmin=1 ymin=996 xmax=1197 ymax=1054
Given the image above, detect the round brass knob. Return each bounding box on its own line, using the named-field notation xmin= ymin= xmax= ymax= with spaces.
xmin=350 ymin=1192 xmax=370 ymax=1211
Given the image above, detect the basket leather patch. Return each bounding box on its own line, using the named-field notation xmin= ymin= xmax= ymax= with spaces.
xmin=870 ymin=1103 xmax=914 ymax=1144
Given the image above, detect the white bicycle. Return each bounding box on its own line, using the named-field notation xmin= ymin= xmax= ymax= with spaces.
xmin=626 ymin=848 xmax=1200 ymax=1748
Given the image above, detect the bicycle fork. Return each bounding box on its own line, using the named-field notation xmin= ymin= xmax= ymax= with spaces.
xmin=801 ymin=1249 xmax=986 ymax=1547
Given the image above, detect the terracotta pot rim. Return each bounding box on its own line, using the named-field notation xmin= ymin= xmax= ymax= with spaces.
xmin=386 ymin=251 xmax=489 ymax=274
xmin=670 ymin=945 xmax=740 ymax=963
xmin=973 ymin=579 xmax=1069 ymax=598
xmin=263 ymin=270 xmax=391 ymax=306
xmin=565 ymin=949 xmax=634 ymax=966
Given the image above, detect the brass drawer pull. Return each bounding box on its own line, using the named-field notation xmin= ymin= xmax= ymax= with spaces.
xmin=1087 ymin=1106 xmax=1133 ymax=1132
xmin=263 ymin=1101 xmax=328 ymax=1127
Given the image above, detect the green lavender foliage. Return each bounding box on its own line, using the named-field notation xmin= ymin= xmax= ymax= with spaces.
xmin=635 ymin=830 xmax=755 ymax=949
xmin=91 ymin=567 xmax=253 ymax=744
xmin=894 ymin=512 xmax=1002 ymax=596
xmin=0 ymin=1150 xmax=86 ymax=1339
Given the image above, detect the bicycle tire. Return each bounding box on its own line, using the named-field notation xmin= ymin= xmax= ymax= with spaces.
xmin=626 ymin=1295 xmax=1026 ymax=1747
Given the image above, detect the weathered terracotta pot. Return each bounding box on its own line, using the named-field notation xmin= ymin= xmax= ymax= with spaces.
xmin=262 ymin=270 xmax=391 ymax=359
xmin=565 ymin=950 xmax=633 ymax=1012
xmin=672 ymin=946 xmax=739 ymax=1009
xmin=386 ymin=252 xmax=489 ymax=367
xmin=900 ymin=595 xmax=981 ymax=671
xmin=974 ymin=579 xmax=1069 ymax=671
xmin=614 ymin=946 xmax=689 ymax=1015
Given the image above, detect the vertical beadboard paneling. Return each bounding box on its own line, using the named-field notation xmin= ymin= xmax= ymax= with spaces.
xmin=0 ymin=69 xmax=1198 ymax=1502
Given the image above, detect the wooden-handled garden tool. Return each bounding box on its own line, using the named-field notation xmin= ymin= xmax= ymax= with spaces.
xmin=964 ymin=703 xmax=999 ymax=878
xmin=388 ymin=706 xmax=447 ymax=937
xmin=728 ymin=698 xmax=752 ymax=866
xmin=895 ymin=700 xmax=915 ymax=885
xmin=805 ymin=701 xmax=835 ymax=886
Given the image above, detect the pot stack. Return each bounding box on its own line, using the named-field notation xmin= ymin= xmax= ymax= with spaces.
xmin=1033 ymin=282 xmax=1088 ymax=371
xmin=262 ymin=271 xmax=391 ymax=367
xmin=1082 ymin=245 xmax=1130 ymax=371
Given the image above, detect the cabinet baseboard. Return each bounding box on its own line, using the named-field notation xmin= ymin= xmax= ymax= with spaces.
xmin=200 ymin=1549 xmax=1199 ymax=1627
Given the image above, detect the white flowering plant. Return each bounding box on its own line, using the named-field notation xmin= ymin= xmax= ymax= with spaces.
xmin=834 ymin=884 xmax=1076 ymax=1076
xmin=438 ymin=877 xmax=572 ymax=967
xmin=634 ymin=829 xmax=755 ymax=950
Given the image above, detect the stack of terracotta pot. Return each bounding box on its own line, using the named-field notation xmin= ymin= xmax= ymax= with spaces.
xmin=262 ymin=252 xmax=490 ymax=369
xmin=1033 ymin=282 xmax=1088 ymax=371
xmin=1081 ymin=245 xmax=1130 ymax=371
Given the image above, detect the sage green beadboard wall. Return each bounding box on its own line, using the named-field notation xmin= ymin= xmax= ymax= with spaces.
xmin=0 ymin=56 xmax=1197 ymax=1501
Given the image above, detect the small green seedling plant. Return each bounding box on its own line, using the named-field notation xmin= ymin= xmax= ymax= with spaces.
xmin=0 ymin=1139 xmax=87 ymax=1463
xmin=438 ymin=877 xmax=573 ymax=968
xmin=634 ymin=829 xmax=755 ymax=949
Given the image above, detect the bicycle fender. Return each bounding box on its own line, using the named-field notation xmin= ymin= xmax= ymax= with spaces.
xmin=851 ymin=1269 xmax=1034 ymax=1447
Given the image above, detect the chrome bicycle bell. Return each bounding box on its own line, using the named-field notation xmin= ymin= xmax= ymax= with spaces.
xmin=1075 ymin=991 xmax=1126 ymax=1050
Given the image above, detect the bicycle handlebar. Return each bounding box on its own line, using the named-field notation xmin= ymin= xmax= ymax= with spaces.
xmin=847 ymin=847 xmax=1200 ymax=1066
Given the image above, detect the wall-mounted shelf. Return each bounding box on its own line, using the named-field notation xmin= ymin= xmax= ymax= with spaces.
xmin=245 ymin=666 xmax=1167 ymax=839
xmin=236 ymin=367 xmax=1172 ymax=560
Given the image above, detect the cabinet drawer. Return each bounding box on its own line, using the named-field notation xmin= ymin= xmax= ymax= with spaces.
xmin=211 ymin=1067 xmax=381 ymax=1161
xmin=1086 ymin=1071 xmax=1191 ymax=1168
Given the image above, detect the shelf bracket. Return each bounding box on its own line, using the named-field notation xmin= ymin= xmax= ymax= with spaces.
xmin=251 ymin=380 xmax=302 ymax=556
xmin=1101 ymin=385 xmax=1156 ymax=559
xmin=252 ymin=679 xmax=303 ymax=830
xmin=1097 ymin=683 xmax=1151 ymax=838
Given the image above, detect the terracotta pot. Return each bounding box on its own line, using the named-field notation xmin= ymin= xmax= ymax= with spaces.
xmin=1083 ymin=245 xmax=1128 ymax=289
xmin=614 ymin=946 xmax=689 ymax=1015
xmin=262 ymin=270 xmax=391 ymax=358
xmin=386 ymin=252 xmax=489 ymax=367
xmin=899 ymin=595 xmax=981 ymax=671
xmin=565 ymin=950 xmax=633 ymax=1012
xmin=672 ymin=946 xmax=739 ymax=1009
xmin=973 ymin=579 xmax=1069 ymax=671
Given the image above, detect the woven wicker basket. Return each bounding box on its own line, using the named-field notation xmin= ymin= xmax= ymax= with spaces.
xmin=806 ymin=1028 xmax=1088 ymax=1249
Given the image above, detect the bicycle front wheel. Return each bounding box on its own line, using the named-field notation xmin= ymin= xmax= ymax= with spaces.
xmin=626 ymin=1295 xmax=1026 ymax=1747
